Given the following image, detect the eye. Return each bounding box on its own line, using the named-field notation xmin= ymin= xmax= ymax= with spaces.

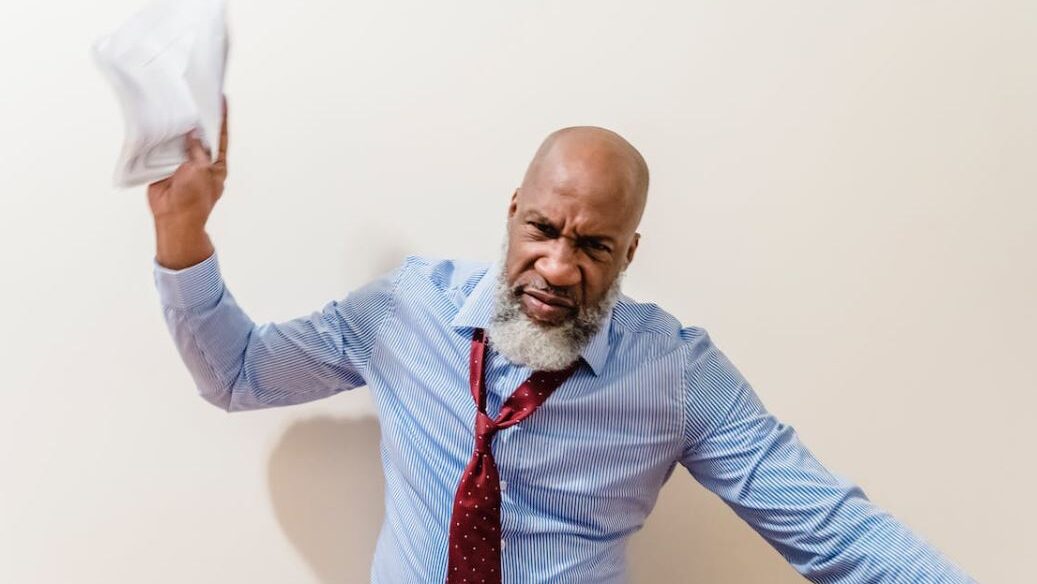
xmin=580 ymin=239 xmax=612 ymax=254
xmin=528 ymin=221 xmax=558 ymax=238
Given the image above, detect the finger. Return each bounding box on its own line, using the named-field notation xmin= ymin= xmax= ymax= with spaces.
xmin=185 ymin=129 xmax=210 ymax=164
xmin=215 ymin=96 xmax=229 ymax=169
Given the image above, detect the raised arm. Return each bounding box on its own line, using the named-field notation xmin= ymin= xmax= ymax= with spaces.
xmin=677 ymin=328 xmax=975 ymax=583
xmin=148 ymin=99 xmax=401 ymax=411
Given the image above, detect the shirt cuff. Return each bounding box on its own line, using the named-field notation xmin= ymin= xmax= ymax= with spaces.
xmin=152 ymin=251 xmax=224 ymax=311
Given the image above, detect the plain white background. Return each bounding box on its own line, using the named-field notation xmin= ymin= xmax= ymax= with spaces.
xmin=2 ymin=1 xmax=1033 ymax=582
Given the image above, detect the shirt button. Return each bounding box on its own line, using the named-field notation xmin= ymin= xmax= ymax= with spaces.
xmin=500 ymin=480 xmax=508 ymax=491
xmin=501 ymin=539 xmax=507 ymax=550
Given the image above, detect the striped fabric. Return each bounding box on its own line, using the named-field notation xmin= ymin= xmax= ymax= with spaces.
xmin=153 ymin=253 xmax=974 ymax=583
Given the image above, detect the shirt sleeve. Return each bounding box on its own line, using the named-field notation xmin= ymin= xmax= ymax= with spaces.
xmin=677 ymin=327 xmax=975 ymax=583
xmin=152 ymin=252 xmax=404 ymax=412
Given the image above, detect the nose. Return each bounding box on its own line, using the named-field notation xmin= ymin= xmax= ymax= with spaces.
xmin=534 ymin=239 xmax=581 ymax=290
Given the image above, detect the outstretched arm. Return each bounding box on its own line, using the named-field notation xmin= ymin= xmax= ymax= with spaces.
xmin=677 ymin=328 xmax=975 ymax=583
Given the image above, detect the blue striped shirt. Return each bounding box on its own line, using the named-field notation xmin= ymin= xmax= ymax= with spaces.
xmin=153 ymin=252 xmax=974 ymax=583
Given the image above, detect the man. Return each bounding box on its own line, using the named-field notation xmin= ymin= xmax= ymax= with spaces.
xmin=150 ymin=103 xmax=974 ymax=583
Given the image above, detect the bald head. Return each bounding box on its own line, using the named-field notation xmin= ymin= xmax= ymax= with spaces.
xmin=502 ymin=126 xmax=647 ymax=329
xmin=520 ymin=126 xmax=649 ymax=232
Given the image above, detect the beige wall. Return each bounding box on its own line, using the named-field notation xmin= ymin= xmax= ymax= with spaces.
xmin=2 ymin=0 xmax=1033 ymax=581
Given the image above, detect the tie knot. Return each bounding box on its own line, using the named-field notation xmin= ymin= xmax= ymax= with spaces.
xmin=474 ymin=412 xmax=497 ymax=453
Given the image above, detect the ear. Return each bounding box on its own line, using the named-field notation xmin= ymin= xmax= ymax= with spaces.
xmin=508 ymin=188 xmax=519 ymax=219
xmin=625 ymin=232 xmax=640 ymax=266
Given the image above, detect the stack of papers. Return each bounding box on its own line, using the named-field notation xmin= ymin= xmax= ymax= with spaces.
xmin=94 ymin=0 xmax=228 ymax=188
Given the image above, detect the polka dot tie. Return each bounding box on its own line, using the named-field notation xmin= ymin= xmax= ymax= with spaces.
xmin=445 ymin=328 xmax=579 ymax=583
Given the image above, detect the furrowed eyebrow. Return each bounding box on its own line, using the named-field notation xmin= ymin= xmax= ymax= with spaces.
xmin=524 ymin=211 xmax=616 ymax=245
xmin=525 ymin=212 xmax=557 ymax=229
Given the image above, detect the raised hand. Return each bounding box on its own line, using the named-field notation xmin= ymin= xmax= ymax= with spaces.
xmin=151 ymin=97 xmax=229 ymax=270
xmin=148 ymin=97 xmax=229 ymax=226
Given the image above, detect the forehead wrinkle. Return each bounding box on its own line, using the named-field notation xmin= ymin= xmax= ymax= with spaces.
xmin=525 ymin=160 xmax=635 ymax=219
xmin=522 ymin=137 xmax=644 ymax=234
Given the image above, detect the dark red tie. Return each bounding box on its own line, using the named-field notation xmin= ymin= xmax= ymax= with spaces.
xmin=445 ymin=328 xmax=579 ymax=583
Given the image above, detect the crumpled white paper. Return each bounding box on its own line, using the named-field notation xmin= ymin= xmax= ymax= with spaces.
xmin=94 ymin=0 xmax=228 ymax=188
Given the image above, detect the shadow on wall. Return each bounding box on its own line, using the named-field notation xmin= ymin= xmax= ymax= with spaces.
xmin=267 ymin=416 xmax=385 ymax=583
xmin=268 ymin=416 xmax=803 ymax=583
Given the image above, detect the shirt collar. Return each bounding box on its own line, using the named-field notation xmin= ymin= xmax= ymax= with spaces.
xmin=450 ymin=261 xmax=612 ymax=377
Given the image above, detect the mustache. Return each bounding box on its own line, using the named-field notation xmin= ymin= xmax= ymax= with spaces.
xmin=512 ymin=277 xmax=575 ymax=301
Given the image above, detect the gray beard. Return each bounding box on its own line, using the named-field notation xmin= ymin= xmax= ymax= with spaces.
xmin=487 ymin=257 xmax=623 ymax=372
